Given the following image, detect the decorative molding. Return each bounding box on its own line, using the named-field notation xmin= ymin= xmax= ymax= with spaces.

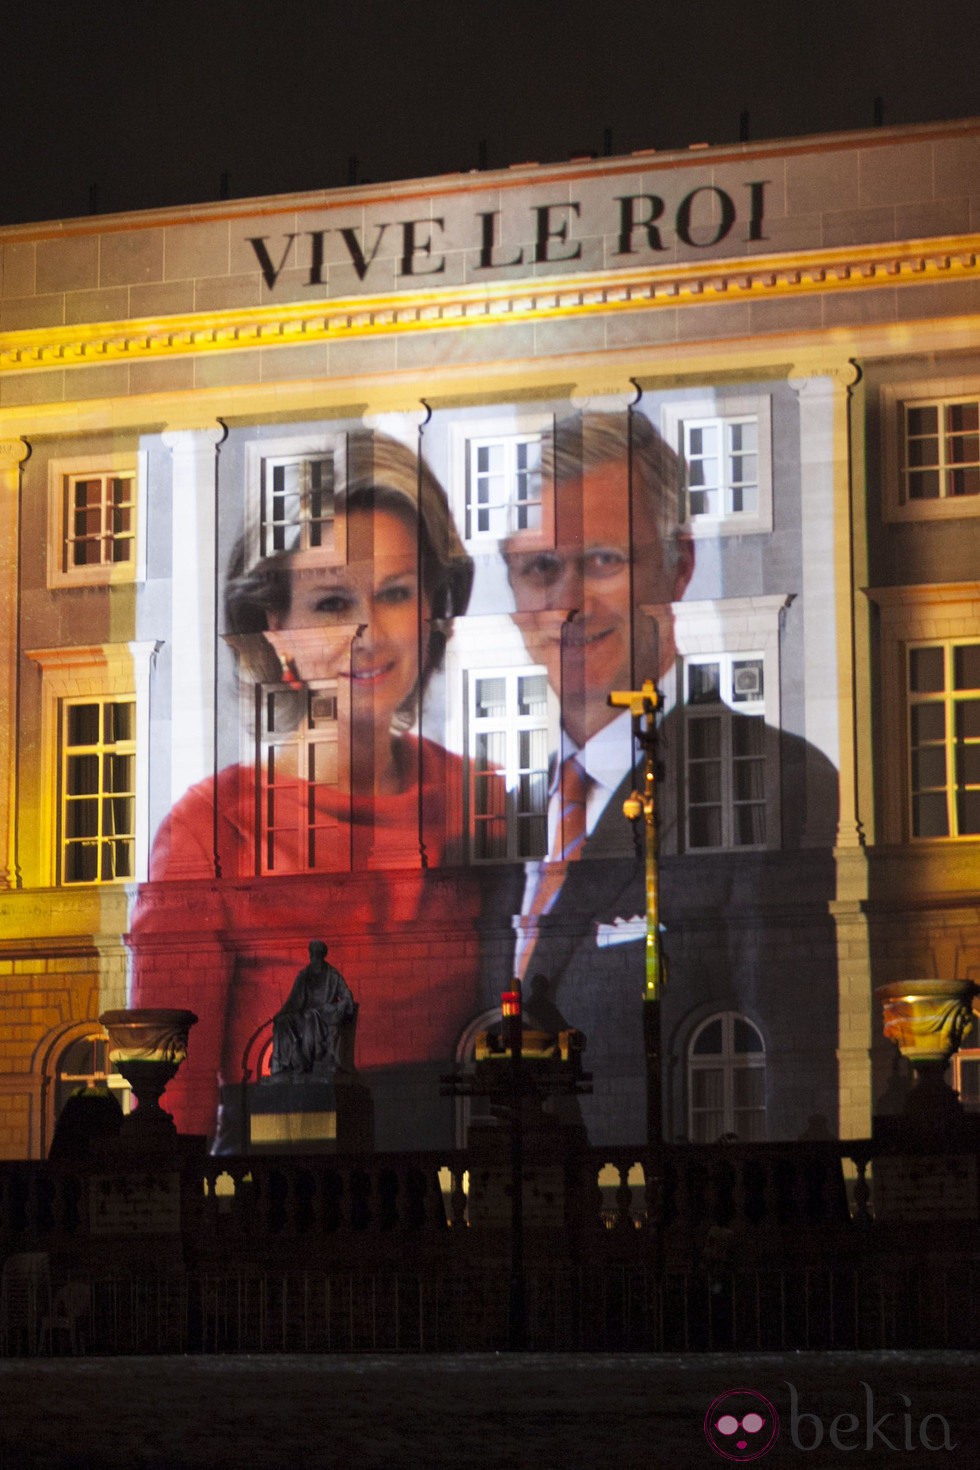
xmin=1 ymin=237 xmax=977 ymax=376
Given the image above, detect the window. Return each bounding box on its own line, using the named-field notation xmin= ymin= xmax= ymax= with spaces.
xmin=903 ymin=398 xmax=980 ymax=504
xmin=466 ymin=434 xmax=543 ymax=541
xmin=661 ymin=394 xmax=773 ymax=536
xmin=688 ymin=1012 xmax=766 ymax=1143
xmin=467 ymin=668 xmax=552 ymax=861
xmin=907 ymin=641 xmax=980 ymax=838
xmin=257 ymin=681 xmax=345 ymax=873
xmin=683 ymin=654 xmax=767 ymax=849
xmin=61 ymin=698 xmax=136 ymax=884
xmin=881 ymin=379 xmax=980 ymax=521
xmin=26 ymin=642 xmax=156 ymax=887
xmin=684 ymin=416 xmax=759 ymax=520
xmin=449 ymin=413 xmax=554 ymax=550
xmin=261 ymin=453 xmax=335 ymax=557
xmin=244 ymin=434 xmax=347 ymax=569
xmin=47 ymin=452 xmax=147 ymax=588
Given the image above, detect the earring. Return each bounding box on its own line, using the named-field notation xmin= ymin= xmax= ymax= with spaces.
xmin=279 ymin=652 xmax=304 ymax=690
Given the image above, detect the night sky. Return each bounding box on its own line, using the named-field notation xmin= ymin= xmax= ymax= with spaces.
xmin=2 ymin=0 xmax=979 ymax=227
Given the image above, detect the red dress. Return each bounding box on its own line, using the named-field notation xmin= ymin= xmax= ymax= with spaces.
xmin=129 ymin=738 xmax=483 ymax=1140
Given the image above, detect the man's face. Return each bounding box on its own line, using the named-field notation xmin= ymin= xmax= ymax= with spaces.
xmin=505 ymin=458 xmax=693 ymax=746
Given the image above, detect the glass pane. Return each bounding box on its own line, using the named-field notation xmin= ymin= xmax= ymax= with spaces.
xmin=733 ymin=1017 xmax=763 ymax=1054
xmin=106 ymin=702 xmax=134 ymax=742
xmin=65 ymin=842 xmax=98 ymax=883
xmin=950 ymin=467 xmax=980 ymax=497
xmin=913 ymin=792 xmax=949 ymax=838
xmin=689 ymin=763 xmax=721 ymax=803
xmin=67 ymin=705 xmax=100 ymax=747
xmin=475 ymin=678 xmax=506 ymax=719
xmin=907 ymin=404 xmax=939 ymax=437
xmin=912 ymin=747 xmax=947 ymax=788
xmin=909 ymin=646 xmax=944 ymax=693
xmin=911 ymin=703 xmax=945 ymax=741
xmin=104 ymin=753 xmax=133 ymax=793
xmin=907 ymin=469 xmax=940 ymax=499
xmin=518 ymin=674 xmax=548 ymax=716
xmin=688 ymin=717 xmax=721 ymax=757
xmin=66 ymin=754 xmax=99 ymax=797
xmin=957 ymin=790 xmax=980 ymax=836
xmin=692 ymin=1067 xmax=724 ymax=1105
xmin=689 ymin=808 xmax=723 ymax=848
xmin=688 ymin=664 xmax=721 ymax=704
xmin=733 ymin=760 xmax=764 ymax=800
xmin=953 ymin=646 xmax=980 ymax=691
xmin=692 ymin=1020 xmax=723 ymax=1055
xmin=945 ymin=401 xmax=979 ymax=433
xmin=475 ymin=731 xmax=505 ymax=772
xmin=732 ymin=716 xmax=764 ymax=755
xmin=65 ymin=797 xmax=98 ymax=837
xmin=734 ymin=805 xmax=766 ymax=845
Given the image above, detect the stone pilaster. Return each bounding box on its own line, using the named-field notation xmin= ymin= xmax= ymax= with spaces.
xmin=162 ymin=426 xmax=225 ymax=875
xmin=0 ymin=438 xmax=29 ymax=889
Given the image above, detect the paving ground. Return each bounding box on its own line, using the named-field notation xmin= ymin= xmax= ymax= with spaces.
xmin=0 ymin=1351 xmax=976 ymax=1469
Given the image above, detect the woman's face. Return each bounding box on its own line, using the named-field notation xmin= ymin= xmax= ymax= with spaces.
xmin=267 ymin=507 xmax=429 ymax=729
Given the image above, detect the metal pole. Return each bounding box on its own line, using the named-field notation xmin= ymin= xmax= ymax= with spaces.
xmin=502 ymin=983 xmax=526 ymax=1350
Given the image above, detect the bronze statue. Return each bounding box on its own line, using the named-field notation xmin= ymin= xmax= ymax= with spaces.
xmin=271 ymin=941 xmax=355 ymax=1079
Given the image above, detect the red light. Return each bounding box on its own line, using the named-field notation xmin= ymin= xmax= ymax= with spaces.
xmin=501 ymin=988 xmax=521 ymax=1018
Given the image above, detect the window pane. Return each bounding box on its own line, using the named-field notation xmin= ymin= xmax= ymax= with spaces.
xmin=909 ymin=647 xmax=944 ymax=693
xmin=953 ymin=646 xmax=980 ymax=691
xmin=692 ymin=1021 xmax=722 ymax=1055
xmin=475 ymin=678 xmax=506 ymax=719
xmin=957 ymin=790 xmax=980 ymax=836
xmin=67 ymin=705 xmax=100 ymax=746
xmin=689 ymin=808 xmax=723 ymax=848
xmin=908 ymin=469 xmax=940 ymax=499
xmin=689 ymin=763 xmax=721 ymax=803
xmin=912 ymin=747 xmax=947 ymax=789
xmin=912 ymin=792 xmax=949 ymax=838
xmin=734 ymin=804 xmax=766 ymax=845
xmin=907 ymin=405 xmax=939 ymax=437
xmin=911 ymin=703 xmax=945 ymax=742
xmin=688 ymin=718 xmax=721 ymax=758
xmin=518 ymin=674 xmax=548 ymax=717
xmin=945 ymin=402 xmax=979 ymax=433
xmin=732 ymin=716 xmax=764 ymax=755
xmin=733 ymin=1018 xmax=763 ymax=1054
xmin=688 ymin=663 xmax=721 ymax=704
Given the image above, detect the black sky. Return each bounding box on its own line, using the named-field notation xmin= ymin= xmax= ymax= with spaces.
xmin=2 ymin=0 xmax=978 ymax=227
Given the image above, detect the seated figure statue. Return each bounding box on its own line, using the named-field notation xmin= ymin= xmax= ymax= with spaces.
xmin=271 ymin=940 xmax=355 ymax=1080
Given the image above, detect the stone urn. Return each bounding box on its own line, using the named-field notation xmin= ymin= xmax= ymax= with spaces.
xmin=876 ymin=979 xmax=978 ymax=1125
xmin=99 ymin=1008 xmax=198 ymax=1139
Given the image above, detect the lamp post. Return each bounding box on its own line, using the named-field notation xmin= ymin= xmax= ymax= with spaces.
xmin=501 ymin=982 xmax=525 ymax=1350
xmin=608 ymin=679 xmax=664 ymax=1147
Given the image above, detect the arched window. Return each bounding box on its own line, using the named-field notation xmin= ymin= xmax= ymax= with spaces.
xmin=687 ymin=1012 xmax=766 ymax=1143
xmin=56 ymin=1034 xmax=131 ymax=1119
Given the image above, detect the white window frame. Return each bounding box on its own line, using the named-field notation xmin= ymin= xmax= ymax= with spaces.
xmin=464 ymin=664 xmax=557 ymax=863
xmin=244 ymin=432 xmax=348 ymax=571
xmin=882 ymin=376 xmax=980 ymax=522
xmin=661 ymin=394 xmax=773 ymax=537
xmin=25 ymin=643 xmax=158 ymax=886
xmin=671 ymin=596 xmax=789 ymax=854
xmin=47 ymin=451 xmax=148 ymax=588
xmin=688 ymin=1011 xmax=767 ymax=1143
xmin=905 ymin=639 xmax=980 ymax=839
xmin=450 ymin=413 xmax=555 ymax=550
xmin=867 ymin=584 xmax=980 ymax=844
xmin=683 ymin=651 xmax=768 ymax=852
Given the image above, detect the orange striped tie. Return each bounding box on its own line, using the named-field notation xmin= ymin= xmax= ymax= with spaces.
xmin=516 ymin=756 xmax=591 ymax=980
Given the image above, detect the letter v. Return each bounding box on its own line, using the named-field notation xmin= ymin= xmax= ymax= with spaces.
xmin=248 ymin=235 xmax=298 ymax=290
xmin=339 ymin=224 xmax=389 ymax=280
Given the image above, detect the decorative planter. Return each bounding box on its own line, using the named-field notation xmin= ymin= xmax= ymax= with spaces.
xmin=99 ymin=1008 xmax=198 ymax=1139
xmin=876 ymin=979 xmax=978 ymax=1123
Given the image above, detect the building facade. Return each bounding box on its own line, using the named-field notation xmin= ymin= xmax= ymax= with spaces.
xmin=0 ymin=118 xmax=977 ymax=1157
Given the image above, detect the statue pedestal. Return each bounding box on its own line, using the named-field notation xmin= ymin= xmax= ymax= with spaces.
xmin=216 ymin=1074 xmax=374 ymax=1155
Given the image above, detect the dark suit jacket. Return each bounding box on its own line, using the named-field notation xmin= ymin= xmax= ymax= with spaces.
xmin=478 ymin=715 xmax=840 ymax=1148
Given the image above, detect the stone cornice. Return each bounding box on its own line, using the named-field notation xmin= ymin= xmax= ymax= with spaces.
xmin=1 ymin=236 xmax=977 ymax=375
